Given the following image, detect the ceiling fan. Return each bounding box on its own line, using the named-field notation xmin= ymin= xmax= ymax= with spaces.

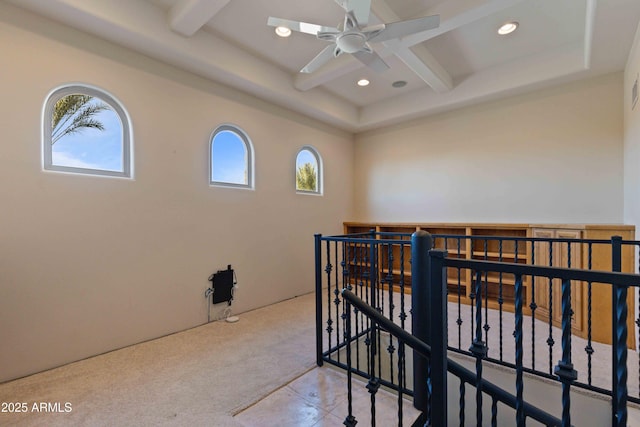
xmin=267 ymin=0 xmax=439 ymax=73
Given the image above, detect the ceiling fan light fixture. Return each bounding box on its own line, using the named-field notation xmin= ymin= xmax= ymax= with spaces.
xmin=498 ymin=21 xmax=518 ymax=35
xmin=275 ymin=26 xmax=291 ymax=37
xmin=337 ymin=33 xmax=366 ymax=54
xmin=357 ymin=79 xmax=370 ymax=87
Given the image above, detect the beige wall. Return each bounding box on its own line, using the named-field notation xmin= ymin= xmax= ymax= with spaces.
xmin=624 ymin=22 xmax=640 ymax=344
xmin=354 ymin=73 xmax=625 ymax=223
xmin=0 ymin=5 xmax=353 ymax=382
xmin=625 ymin=22 xmax=640 ymax=237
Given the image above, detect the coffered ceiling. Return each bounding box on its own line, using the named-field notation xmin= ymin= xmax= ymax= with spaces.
xmin=8 ymin=0 xmax=640 ymax=132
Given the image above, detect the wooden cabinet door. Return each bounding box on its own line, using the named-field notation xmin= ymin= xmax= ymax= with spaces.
xmin=532 ymin=229 xmax=554 ymax=322
xmin=554 ymin=229 xmax=583 ymax=334
xmin=532 ymin=229 xmax=584 ymax=335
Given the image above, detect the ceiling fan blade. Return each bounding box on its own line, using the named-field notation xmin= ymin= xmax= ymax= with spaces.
xmin=367 ymin=15 xmax=440 ymax=43
xmin=336 ymin=0 xmax=371 ymax=26
xmin=267 ymin=17 xmax=338 ymax=36
xmin=353 ymin=50 xmax=389 ymax=73
xmin=301 ymin=44 xmax=339 ymax=73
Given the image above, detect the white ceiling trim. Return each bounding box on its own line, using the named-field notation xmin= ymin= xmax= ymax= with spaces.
xmin=7 ymin=0 xmax=360 ymax=130
xmin=168 ymin=0 xmax=232 ymax=37
xmin=359 ymin=42 xmax=587 ymax=130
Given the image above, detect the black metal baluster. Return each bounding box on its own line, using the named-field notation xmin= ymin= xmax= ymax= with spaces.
xmin=399 ymin=241 xmax=407 ymax=329
xmin=376 ymin=240 xmax=383 ymax=385
xmin=470 ymin=270 xmax=487 ymax=427
xmin=386 ymin=243 xmax=396 ymax=386
xmin=368 ymin=321 xmax=380 ymax=427
xmin=344 ymin=300 xmax=357 ymax=427
xmin=469 ymin=237 xmax=476 ymax=349
xmin=491 ymin=396 xmax=498 ymax=427
xmin=365 ymin=241 xmax=372 ymax=376
xmin=355 ymin=241 xmax=361 ymax=372
xmin=530 ymin=240 xmax=537 ymax=371
xmin=399 ymin=242 xmax=407 ymax=392
xmin=397 ymin=341 xmax=405 ymax=427
xmin=470 ymin=276 xmax=476 ymax=345
xmin=554 ymin=278 xmax=577 ymax=427
xmin=548 ymin=241 xmax=555 ymax=375
xmin=342 ymin=242 xmax=349 ymax=293
xmin=483 ymin=239 xmax=490 ymax=353
xmin=340 ymin=242 xmax=350 ymax=369
xmin=613 ymin=281 xmax=629 ymax=427
xmin=498 ymin=239 xmax=504 ymax=362
xmin=369 ymin=233 xmax=378 ymax=377
xmin=515 ymin=273 xmax=525 ymax=427
xmin=325 ymin=242 xmax=333 ymax=358
xmin=457 ymin=237 xmax=463 ymax=350
xmin=315 ymin=234 xmax=323 ymax=366
xmin=566 ymin=243 xmax=573 ymax=352
xmin=334 ymin=241 xmax=341 ymax=362
xmin=459 ymin=379 xmax=465 ymax=427
xmin=369 ymin=230 xmax=376 ymax=310
xmin=586 ymin=243 xmax=594 ymax=385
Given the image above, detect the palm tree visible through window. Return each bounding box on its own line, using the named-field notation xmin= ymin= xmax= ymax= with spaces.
xmin=43 ymin=84 xmax=132 ymax=177
xmin=296 ymin=147 xmax=321 ymax=194
xmin=51 ymin=94 xmax=107 ymax=144
xmin=296 ymin=162 xmax=316 ymax=191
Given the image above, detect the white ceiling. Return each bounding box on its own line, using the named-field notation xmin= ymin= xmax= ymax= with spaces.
xmin=8 ymin=0 xmax=640 ymax=132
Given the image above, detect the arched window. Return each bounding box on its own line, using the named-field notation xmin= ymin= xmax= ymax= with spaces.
xmin=43 ymin=84 xmax=132 ymax=178
xmin=295 ymin=146 xmax=322 ymax=194
xmin=210 ymin=124 xmax=254 ymax=189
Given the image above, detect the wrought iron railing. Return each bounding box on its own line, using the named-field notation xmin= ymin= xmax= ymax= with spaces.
xmin=315 ymin=231 xmax=640 ymax=426
xmin=341 ymin=288 xmax=563 ymax=426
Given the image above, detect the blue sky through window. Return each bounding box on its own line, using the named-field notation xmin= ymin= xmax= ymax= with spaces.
xmin=211 ymin=130 xmax=248 ymax=185
xmin=52 ymin=99 xmax=123 ymax=172
xmin=296 ymin=149 xmax=317 ymax=170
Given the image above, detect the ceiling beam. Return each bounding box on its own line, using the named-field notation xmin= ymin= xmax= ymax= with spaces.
xmin=400 ymin=0 xmax=525 ymax=47
xmin=385 ymin=40 xmax=453 ymax=93
xmin=168 ymin=0 xmax=231 ymax=37
xmin=295 ymin=0 xmax=524 ymax=92
xmin=294 ymin=54 xmax=362 ymax=92
xmin=372 ymin=0 xmax=452 ymax=93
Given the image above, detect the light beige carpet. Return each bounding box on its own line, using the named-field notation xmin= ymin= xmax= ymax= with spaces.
xmin=0 ymin=293 xmax=318 ymax=427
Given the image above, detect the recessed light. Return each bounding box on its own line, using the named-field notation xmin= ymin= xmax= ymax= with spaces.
xmin=392 ymin=80 xmax=407 ymax=88
xmin=275 ymin=26 xmax=291 ymax=37
xmin=357 ymin=79 xmax=370 ymax=87
xmin=498 ymin=21 xmax=518 ymax=35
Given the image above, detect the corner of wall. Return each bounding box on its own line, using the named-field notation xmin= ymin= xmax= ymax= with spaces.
xmin=623 ymin=19 xmax=640 ymax=238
